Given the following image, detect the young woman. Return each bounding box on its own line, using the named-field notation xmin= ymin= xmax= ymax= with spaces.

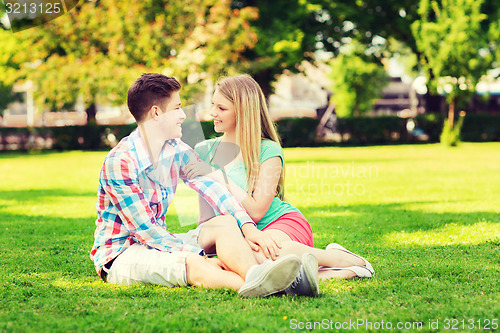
xmin=185 ymin=74 xmax=374 ymax=281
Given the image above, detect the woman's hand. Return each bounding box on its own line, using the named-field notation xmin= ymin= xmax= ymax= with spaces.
xmin=184 ymin=160 xmax=216 ymax=179
xmin=241 ymin=223 xmax=282 ymax=260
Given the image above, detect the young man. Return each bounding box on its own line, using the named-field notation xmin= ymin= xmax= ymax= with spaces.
xmin=90 ymin=73 xmax=313 ymax=297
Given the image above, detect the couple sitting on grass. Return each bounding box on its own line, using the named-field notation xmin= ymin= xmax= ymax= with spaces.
xmin=90 ymin=73 xmax=374 ymax=298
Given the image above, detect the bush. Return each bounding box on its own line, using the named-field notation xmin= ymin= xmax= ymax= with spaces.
xmin=1 ymin=114 xmax=499 ymax=151
xmin=460 ymin=113 xmax=500 ymax=142
xmin=440 ymin=115 xmax=465 ymax=147
xmin=415 ymin=113 xmax=445 ymax=142
xmin=336 ymin=116 xmax=403 ymax=145
xmin=276 ymin=117 xmax=319 ymax=147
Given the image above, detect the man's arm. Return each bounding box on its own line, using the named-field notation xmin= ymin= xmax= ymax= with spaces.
xmin=176 ymin=141 xmax=252 ymax=227
xmin=198 ymin=195 xmax=216 ymax=224
xmin=180 ymin=172 xmax=254 ymax=228
xmin=101 ymin=155 xmax=200 ymax=253
xmin=176 ymin=141 xmax=282 ymax=259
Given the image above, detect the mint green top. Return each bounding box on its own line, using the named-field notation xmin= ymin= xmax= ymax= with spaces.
xmin=194 ymin=138 xmax=300 ymax=230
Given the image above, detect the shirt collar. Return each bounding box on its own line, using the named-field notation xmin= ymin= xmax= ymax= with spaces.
xmin=130 ymin=129 xmax=180 ymax=174
xmin=129 ymin=129 xmax=154 ymax=174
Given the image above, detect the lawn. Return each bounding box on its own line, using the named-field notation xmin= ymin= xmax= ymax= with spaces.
xmin=0 ymin=143 xmax=499 ymax=332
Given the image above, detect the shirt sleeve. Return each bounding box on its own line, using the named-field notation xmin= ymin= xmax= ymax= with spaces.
xmin=101 ymin=154 xmax=200 ymax=253
xmin=194 ymin=141 xmax=208 ymax=161
xmin=178 ymin=141 xmax=255 ymax=228
xmin=260 ymin=140 xmax=284 ymax=165
xmin=194 ymin=139 xmax=216 ymax=163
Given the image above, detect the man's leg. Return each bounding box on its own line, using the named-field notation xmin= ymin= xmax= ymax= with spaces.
xmin=185 ymin=254 xmax=244 ymax=290
xmin=106 ymin=243 xmax=189 ymax=286
xmin=197 ymin=215 xmax=302 ymax=297
xmin=106 ymin=243 xmax=244 ymax=290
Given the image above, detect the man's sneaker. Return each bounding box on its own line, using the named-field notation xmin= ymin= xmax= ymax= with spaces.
xmin=238 ymin=254 xmax=300 ymax=298
xmin=284 ymin=253 xmax=319 ymax=297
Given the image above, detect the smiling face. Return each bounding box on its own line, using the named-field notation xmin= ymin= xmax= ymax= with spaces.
xmin=210 ymin=89 xmax=237 ymax=135
xmin=156 ymin=91 xmax=186 ymax=139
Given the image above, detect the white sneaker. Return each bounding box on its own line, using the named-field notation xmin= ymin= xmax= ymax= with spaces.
xmin=238 ymin=254 xmax=300 ymax=298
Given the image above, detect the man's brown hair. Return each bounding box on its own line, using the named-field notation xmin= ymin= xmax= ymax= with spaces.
xmin=127 ymin=73 xmax=181 ymax=123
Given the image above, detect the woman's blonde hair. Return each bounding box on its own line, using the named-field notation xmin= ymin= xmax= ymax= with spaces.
xmin=216 ymin=74 xmax=285 ymax=199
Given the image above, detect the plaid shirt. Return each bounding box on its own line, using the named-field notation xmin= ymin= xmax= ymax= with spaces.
xmin=90 ymin=129 xmax=254 ymax=276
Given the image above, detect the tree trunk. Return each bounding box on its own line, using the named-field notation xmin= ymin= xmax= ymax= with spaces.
xmin=85 ymin=103 xmax=97 ymax=124
xmin=354 ymin=102 xmax=360 ymax=117
xmin=448 ymin=99 xmax=455 ymax=129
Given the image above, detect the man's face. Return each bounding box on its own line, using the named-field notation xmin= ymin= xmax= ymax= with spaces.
xmin=157 ymin=91 xmax=186 ymax=139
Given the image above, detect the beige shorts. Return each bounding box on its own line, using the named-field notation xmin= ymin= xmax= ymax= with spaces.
xmin=106 ymin=225 xmax=204 ymax=287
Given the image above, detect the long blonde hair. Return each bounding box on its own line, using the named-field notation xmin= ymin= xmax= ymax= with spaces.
xmin=216 ymin=74 xmax=285 ymax=199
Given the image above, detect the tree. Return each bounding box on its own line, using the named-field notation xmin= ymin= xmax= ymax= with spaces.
xmin=316 ymin=0 xmax=499 ymax=113
xmin=411 ymin=0 xmax=496 ymax=144
xmin=0 ymin=4 xmax=29 ymax=115
xmin=232 ymin=0 xmax=324 ymax=97
xmin=328 ymin=46 xmax=389 ymax=118
xmin=1 ymin=0 xmax=257 ymax=121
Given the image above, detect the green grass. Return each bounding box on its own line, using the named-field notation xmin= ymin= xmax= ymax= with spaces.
xmin=0 ymin=143 xmax=499 ymax=332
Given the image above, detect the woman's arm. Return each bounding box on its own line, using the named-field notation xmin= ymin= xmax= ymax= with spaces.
xmin=184 ymin=156 xmax=282 ymax=223
xmin=232 ymin=156 xmax=282 ymax=223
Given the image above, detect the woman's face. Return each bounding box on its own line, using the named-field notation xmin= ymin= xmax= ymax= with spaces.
xmin=210 ymin=90 xmax=237 ymax=134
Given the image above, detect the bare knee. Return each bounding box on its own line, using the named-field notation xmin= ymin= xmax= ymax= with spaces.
xmin=208 ymin=215 xmax=238 ymax=229
xmin=198 ymin=215 xmax=240 ymax=249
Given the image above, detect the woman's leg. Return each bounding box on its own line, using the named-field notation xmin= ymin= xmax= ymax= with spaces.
xmin=263 ymin=229 xmax=365 ymax=268
xmin=318 ymin=269 xmax=357 ymax=280
xmin=261 ymin=229 xmax=366 ymax=280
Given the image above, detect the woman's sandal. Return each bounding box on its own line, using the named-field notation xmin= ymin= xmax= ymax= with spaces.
xmin=325 ymin=243 xmax=375 ymax=275
xmin=318 ymin=265 xmax=373 ymax=278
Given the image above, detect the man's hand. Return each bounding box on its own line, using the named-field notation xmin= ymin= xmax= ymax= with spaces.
xmin=241 ymin=223 xmax=282 ymax=260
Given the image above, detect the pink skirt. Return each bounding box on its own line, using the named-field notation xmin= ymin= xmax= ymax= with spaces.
xmin=262 ymin=212 xmax=314 ymax=247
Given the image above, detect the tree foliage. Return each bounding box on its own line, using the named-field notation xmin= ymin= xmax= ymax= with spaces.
xmin=411 ymin=0 xmax=496 ymax=128
xmin=232 ymin=0 xmax=324 ymax=96
xmin=1 ymin=0 xmax=499 ymax=119
xmin=314 ymin=0 xmax=420 ymax=55
xmin=1 ymin=0 xmax=257 ymax=114
xmin=329 ymin=46 xmax=389 ymax=118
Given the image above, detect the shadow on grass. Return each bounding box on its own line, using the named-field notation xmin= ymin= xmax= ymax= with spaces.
xmin=301 ymin=201 xmax=500 ymax=247
xmin=1 ymin=194 xmax=498 ymax=310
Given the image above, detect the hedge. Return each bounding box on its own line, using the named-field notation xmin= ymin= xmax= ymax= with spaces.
xmin=0 ymin=113 xmax=498 ymax=151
